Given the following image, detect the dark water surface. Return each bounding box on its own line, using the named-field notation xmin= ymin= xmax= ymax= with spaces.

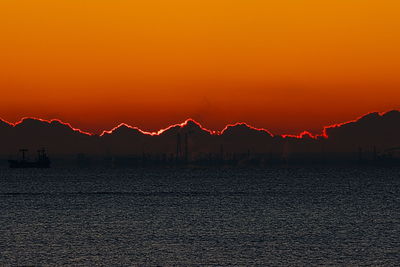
xmin=1 ymin=167 xmax=399 ymax=266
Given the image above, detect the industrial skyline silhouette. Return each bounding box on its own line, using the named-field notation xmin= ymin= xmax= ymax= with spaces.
xmin=1 ymin=110 xmax=399 ymax=166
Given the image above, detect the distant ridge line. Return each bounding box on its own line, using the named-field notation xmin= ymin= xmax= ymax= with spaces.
xmin=0 ymin=110 xmax=398 ymax=140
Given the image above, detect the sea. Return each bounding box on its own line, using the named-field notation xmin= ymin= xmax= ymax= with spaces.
xmin=0 ymin=166 xmax=399 ymax=266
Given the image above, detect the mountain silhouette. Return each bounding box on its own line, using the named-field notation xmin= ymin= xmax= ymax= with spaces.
xmin=219 ymin=123 xmax=274 ymax=153
xmin=324 ymin=110 xmax=400 ymax=153
xmin=0 ymin=111 xmax=399 ymax=165
xmin=0 ymin=118 xmax=97 ymax=157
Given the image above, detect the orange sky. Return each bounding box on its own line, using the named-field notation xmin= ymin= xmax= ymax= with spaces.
xmin=1 ymin=0 xmax=399 ymax=135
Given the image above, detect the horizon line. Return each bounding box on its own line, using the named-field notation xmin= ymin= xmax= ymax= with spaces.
xmin=0 ymin=109 xmax=398 ymax=139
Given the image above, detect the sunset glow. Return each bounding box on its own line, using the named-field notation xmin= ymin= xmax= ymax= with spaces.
xmin=1 ymin=0 xmax=399 ymax=134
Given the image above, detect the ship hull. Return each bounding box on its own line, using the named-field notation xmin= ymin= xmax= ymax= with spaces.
xmin=8 ymin=160 xmax=51 ymax=168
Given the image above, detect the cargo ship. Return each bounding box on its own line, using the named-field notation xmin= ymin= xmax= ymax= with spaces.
xmin=8 ymin=149 xmax=51 ymax=168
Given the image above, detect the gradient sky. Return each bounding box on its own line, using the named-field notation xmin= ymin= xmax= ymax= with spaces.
xmin=1 ymin=0 xmax=399 ymax=135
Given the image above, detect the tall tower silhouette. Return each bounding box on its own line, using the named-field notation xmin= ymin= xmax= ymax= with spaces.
xmin=19 ymin=149 xmax=28 ymax=161
xmin=184 ymin=133 xmax=189 ymax=162
xmin=176 ymin=133 xmax=182 ymax=161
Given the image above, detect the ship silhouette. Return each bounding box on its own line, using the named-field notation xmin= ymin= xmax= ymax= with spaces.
xmin=8 ymin=148 xmax=51 ymax=168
